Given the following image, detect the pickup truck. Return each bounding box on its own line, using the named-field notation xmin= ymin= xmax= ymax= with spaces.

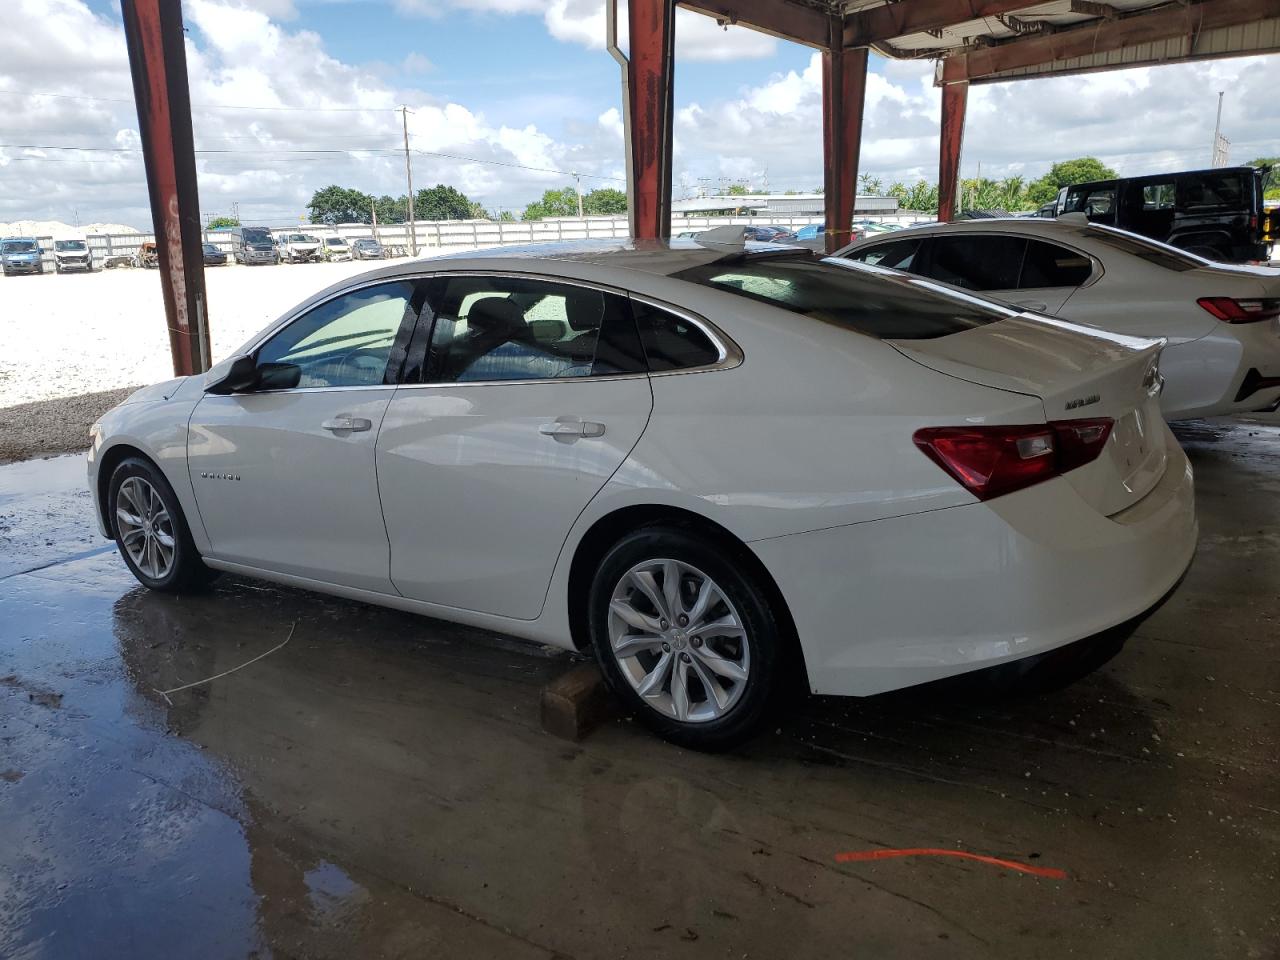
xmin=280 ymin=233 xmax=323 ymax=263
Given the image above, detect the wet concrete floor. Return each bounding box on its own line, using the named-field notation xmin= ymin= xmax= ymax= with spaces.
xmin=1 ymin=422 xmax=1278 ymax=959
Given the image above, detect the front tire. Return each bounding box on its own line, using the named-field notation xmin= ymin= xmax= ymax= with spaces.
xmin=588 ymin=525 xmax=785 ymax=751
xmin=108 ymin=457 xmax=218 ymax=592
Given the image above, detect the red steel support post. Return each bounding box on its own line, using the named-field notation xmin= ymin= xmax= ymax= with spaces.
xmin=822 ymin=36 xmax=868 ymax=253
xmin=627 ymin=0 xmax=676 ymax=240
xmin=937 ymin=81 xmax=968 ymax=224
xmin=121 ymin=0 xmax=210 ymax=376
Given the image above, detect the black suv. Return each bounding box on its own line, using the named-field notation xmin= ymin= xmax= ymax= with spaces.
xmin=1057 ymin=165 xmax=1275 ymax=263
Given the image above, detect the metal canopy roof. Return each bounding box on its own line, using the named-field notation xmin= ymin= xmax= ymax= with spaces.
xmin=681 ymin=0 xmax=1280 ymax=83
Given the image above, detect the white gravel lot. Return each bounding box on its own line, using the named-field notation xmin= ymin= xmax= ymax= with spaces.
xmin=0 ymin=260 xmax=397 ymax=408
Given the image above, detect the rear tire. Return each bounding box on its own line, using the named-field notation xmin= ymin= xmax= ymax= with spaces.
xmin=108 ymin=457 xmax=219 ymax=593
xmin=588 ymin=524 xmax=785 ymax=751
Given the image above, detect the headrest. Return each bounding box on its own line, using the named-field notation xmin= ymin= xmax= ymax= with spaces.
xmin=466 ymin=296 xmax=527 ymax=333
xmin=565 ymin=291 xmax=605 ymax=332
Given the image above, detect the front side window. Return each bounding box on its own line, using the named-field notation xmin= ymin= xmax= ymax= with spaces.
xmin=922 ymin=235 xmax=1025 ymax=291
xmin=845 ymin=237 xmax=921 ymax=271
xmin=1142 ymin=183 xmax=1175 ymax=210
xmin=1019 ymin=240 xmax=1093 ymax=288
xmin=257 ymin=281 xmax=417 ymax=388
xmin=424 ymin=276 xmax=644 ymax=383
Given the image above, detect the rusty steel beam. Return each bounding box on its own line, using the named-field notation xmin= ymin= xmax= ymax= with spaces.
xmin=845 ymin=0 xmax=1039 ymax=47
xmin=121 ymin=0 xmax=209 ymax=376
xmin=941 ymin=0 xmax=1280 ymax=83
xmin=628 ymin=0 xmax=676 ymax=240
xmin=937 ymin=81 xmax=967 ymax=223
xmin=678 ymin=0 xmax=830 ymax=48
xmin=822 ymin=38 xmax=868 ymax=252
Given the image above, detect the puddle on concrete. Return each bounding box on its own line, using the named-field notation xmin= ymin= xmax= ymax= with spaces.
xmin=1 ymin=434 xmax=1278 ymax=958
xmin=0 ymin=454 xmax=106 ymax=579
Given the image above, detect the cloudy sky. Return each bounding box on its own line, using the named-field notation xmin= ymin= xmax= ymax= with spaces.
xmin=2 ymin=0 xmax=1278 ymax=229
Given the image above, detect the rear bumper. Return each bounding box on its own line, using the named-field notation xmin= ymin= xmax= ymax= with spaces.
xmin=751 ymin=445 xmax=1197 ymax=697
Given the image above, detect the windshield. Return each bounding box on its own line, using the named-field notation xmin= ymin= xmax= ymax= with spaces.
xmin=55 ymin=240 xmax=86 ymax=251
xmin=673 ymin=253 xmax=1009 ymax=340
xmin=3 ymin=241 xmax=38 ymax=253
xmin=242 ymin=228 xmax=272 ymax=244
xmin=327 ymin=238 xmax=347 ymax=246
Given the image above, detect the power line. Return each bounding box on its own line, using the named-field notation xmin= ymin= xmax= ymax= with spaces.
xmin=0 ymin=88 xmax=398 ymax=113
xmin=414 ymin=148 xmax=625 ymax=183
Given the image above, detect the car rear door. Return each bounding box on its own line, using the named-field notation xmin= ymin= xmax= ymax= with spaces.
xmin=376 ymin=273 xmax=654 ymax=620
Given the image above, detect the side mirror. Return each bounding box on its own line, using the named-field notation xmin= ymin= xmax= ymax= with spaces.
xmin=204 ymin=355 xmax=259 ymax=394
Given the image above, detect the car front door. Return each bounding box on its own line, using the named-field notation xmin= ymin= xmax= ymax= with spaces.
xmin=376 ymin=274 xmax=654 ymax=620
xmin=187 ymin=279 xmax=423 ymax=593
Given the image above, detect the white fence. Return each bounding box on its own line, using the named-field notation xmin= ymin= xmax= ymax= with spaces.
xmin=27 ymin=212 xmax=935 ymax=266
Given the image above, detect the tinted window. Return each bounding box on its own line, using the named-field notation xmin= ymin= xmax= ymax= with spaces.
xmin=631 ymin=301 xmax=721 ymax=371
xmin=424 ymin=276 xmax=644 ymax=383
xmin=1063 ymin=187 xmax=1117 ymax=224
xmin=1085 ymin=226 xmax=1202 ymax=272
xmin=845 ymin=237 xmax=921 ymax=271
xmin=1019 ymin=240 xmax=1093 ymax=288
xmin=1178 ymin=172 xmax=1247 ymax=211
xmin=673 ymin=255 xmax=1007 ymax=340
xmin=923 ymin=235 xmax=1025 ymax=291
xmin=257 ymin=281 xmax=417 ymax=388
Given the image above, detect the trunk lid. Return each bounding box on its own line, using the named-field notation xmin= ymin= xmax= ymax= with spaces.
xmin=889 ymin=314 xmax=1169 ymax=516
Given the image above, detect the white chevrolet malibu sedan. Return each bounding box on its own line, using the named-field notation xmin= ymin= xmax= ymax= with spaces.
xmin=835 ymin=217 xmax=1280 ymax=420
xmin=89 ymin=241 xmax=1197 ymax=749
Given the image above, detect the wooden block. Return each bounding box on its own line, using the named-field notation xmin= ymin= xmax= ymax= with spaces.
xmin=541 ymin=662 xmax=609 ymax=741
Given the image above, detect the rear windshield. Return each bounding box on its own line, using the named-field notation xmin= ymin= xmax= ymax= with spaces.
xmin=1085 ymin=225 xmax=1202 ymax=272
xmin=672 ymin=254 xmax=1008 ymax=340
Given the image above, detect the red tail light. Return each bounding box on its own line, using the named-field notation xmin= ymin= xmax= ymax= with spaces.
xmin=914 ymin=419 xmax=1114 ymax=501
xmin=1197 ymin=297 xmax=1280 ymax=323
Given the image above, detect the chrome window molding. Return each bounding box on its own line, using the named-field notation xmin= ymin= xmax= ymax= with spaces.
xmin=231 ymin=267 xmax=745 ymax=394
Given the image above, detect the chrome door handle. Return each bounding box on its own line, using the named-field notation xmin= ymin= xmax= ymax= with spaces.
xmin=321 ymin=415 xmax=372 ymax=433
xmin=539 ymin=419 xmax=606 ymax=440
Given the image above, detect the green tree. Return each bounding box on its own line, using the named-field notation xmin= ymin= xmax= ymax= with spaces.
xmin=373 ymin=194 xmax=406 ymax=224
xmin=414 ymin=183 xmax=478 ymax=221
xmin=521 ymin=187 xmax=581 ymax=220
xmin=858 ymin=173 xmax=883 ymax=195
xmin=583 ymin=187 xmax=627 ymax=215
xmin=888 ymin=179 xmax=939 ymax=214
xmin=1026 ymin=157 xmax=1117 ymax=207
xmin=207 ymin=215 xmax=239 ymax=229
xmin=726 ymin=184 xmax=749 ymax=196
xmin=307 ymin=185 xmax=373 ymax=224
xmin=1246 ymin=157 xmax=1279 ymax=194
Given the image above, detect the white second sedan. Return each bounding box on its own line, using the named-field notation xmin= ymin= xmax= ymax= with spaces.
xmin=88 ymin=241 xmax=1196 ymax=750
xmin=834 ymin=217 xmax=1280 ymax=420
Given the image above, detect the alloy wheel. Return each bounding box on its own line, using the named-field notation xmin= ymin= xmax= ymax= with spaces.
xmin=607 ymin=559 xmax=751 ymax=723
xmin=115 ymin=476 xmax=176 ymax=580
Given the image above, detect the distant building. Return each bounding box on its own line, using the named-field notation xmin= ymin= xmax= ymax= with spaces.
xmin=672 ymin=193 xmax=898 ymax=217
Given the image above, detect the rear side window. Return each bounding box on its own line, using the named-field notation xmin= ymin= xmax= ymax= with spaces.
xmin=1020 ymin=240 xmax=1093 ymax=288
xmin=631 ymin=300 xmax=721 ymax=371
xmin=1085 ymin=226 xmax=1201 ymax=272
xmin=1178 ymin=172 xmax=1246 ymax=211
xmin=673 ymin=255 xmax=1007 ymax=340
xmin=845 ymin=237 xmax=921 ymax=271
xmin=923 ymin=235 xmax=1025 ymax=291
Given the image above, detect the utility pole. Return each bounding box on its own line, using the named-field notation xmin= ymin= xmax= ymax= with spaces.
xmin=401 ymin=105 xmax=417 ymax=256
xmin=371 ymin=197 xmax=380 ymax=245
xmin=573 ymin=173 xmax=584 ymax=218
xmin=1211 ymin=91 xmax=1226 ymax=167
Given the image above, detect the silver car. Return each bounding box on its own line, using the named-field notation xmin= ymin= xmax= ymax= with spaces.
xmin=351 ymin=238 xmax=384 ymax=260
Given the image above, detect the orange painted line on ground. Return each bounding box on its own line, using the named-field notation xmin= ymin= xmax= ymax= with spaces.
xmin=834 ymin=848 xmax=1067 ymax=880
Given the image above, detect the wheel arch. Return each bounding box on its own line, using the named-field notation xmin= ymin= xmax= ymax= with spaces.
xmin=565 ymin=503 xmax=808 ymax=689
xmin=95 ymin=442 xmax=160 ymax=536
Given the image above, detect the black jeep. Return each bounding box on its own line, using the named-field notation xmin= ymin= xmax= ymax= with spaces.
xmin=1057 ymin=165 xmax=1275 ymax=263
